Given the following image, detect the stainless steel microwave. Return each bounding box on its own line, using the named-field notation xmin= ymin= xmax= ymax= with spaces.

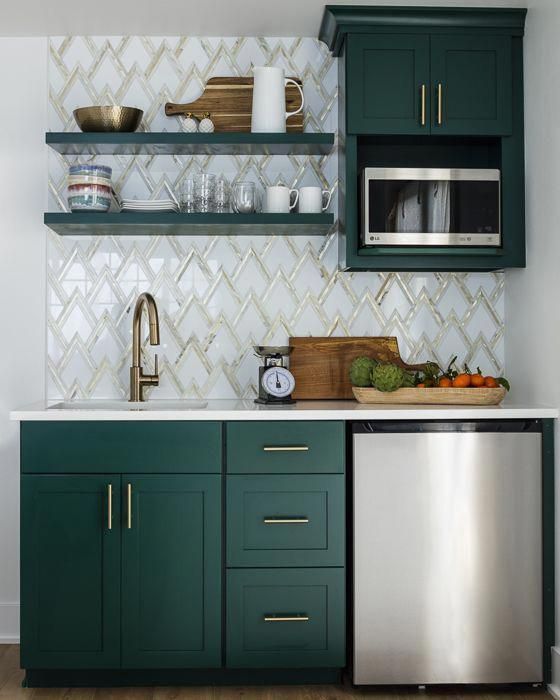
xmin=362 ymin=167 xmax=501 ymax=247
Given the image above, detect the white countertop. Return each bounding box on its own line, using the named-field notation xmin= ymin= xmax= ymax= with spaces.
xmin=10 ymin=399 xmax=559 ymax=421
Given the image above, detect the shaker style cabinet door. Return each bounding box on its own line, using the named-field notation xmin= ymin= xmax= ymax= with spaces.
xmin=21 ymin=475 xmax=121 ymax=669
xmin=346 ymin=33 xmax=430 ymax=134
xmin=121 ymin=475 xmax=221 ymax=668
xmin=430 ymin=34 xmax=512 ymax=135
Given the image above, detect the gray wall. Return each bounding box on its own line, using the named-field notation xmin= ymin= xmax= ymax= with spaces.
xmin=0 ymin=38 xmax=46 ymax=641
xmin=504 ymin=0 xmax=560 ymax=691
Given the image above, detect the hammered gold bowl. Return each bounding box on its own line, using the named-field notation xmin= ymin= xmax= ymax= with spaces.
xmin=73 ymin=106 xmax=143 ymax=133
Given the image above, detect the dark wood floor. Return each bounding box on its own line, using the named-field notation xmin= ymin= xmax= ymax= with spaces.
xmin=0 ymin=646 xmax=552 ymax=700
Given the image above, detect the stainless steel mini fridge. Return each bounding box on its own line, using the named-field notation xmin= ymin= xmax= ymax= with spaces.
xmin=353 ymin=421 xmax=543 ymax=685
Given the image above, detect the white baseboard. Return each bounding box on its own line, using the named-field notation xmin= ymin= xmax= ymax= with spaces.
xmin=549 ymin=646 xmax=560 ymax=700
xmin=0 ymin=602 xmax=19 ymax=644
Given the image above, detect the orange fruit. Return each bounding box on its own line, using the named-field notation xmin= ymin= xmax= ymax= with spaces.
xmin=471 ymin=373 xmax=485 ymax=387
xmin=484 ymin=376 xmax=498 ymax=388
xmin=438 ymin=377 xmax=453 ymax=388
xmin=452 ymin=373 xmax=472 ymax=388
xmin=417 ymin=383 xmax=426 ymax=388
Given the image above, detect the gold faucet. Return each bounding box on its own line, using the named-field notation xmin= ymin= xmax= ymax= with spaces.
xmin=130 ymin=292 xmax=160 ymax=402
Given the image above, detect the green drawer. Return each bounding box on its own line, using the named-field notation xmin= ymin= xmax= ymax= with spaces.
xmin=21 ymin=421 xmax=222 ymax=474
xmin=226 ymin=568 xmax=345 ymax=668
xmin=227 ymin=475 xmax=345 ymax=567
xmin=226 ymin=421 xmax=344 ymax=474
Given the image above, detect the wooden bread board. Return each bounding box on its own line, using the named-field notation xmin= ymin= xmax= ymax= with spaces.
xmin=289 ymin=336 xmax=429 ymax=400
xmin=353 ymin=386 xmax=507 ymax=405
xmin=165 ymin=77 xmax=304 ymax=132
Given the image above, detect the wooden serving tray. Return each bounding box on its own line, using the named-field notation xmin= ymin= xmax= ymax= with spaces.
xmin=289 ymin=336 xmax=429 ymax=400
xmin=352 ymin=386 xmax=507 ymax=406
xmin=165 ymin=77 xmax=304 ymax=132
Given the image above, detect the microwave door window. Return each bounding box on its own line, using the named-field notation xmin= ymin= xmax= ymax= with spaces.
xmin=369 ymin=178 xmax=499 ymax=238
xmin=382 ymin=181 xmax=423 ymax=233
xmin=426 ymin=181 xmax=451 ymax=233
xmin=394 ymin=182 xmax=423 ymax=233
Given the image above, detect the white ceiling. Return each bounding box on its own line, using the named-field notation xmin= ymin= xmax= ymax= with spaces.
xmin=0 ymin=0 xmax=529 ymax=38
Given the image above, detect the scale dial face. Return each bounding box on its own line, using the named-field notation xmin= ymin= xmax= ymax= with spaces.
xmin=261 ymin=366 xmax=295 ymax=398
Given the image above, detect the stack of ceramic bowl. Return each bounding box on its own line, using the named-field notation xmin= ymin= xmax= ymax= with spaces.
xmin=67 ymin=164 xmax=113 ymax=212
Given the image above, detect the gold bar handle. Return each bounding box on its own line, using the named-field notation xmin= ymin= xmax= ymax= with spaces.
xmin=107 ymin=484 xmax=113 ymax=530
xmin=263 ymin=446 xmax=309 ymax=452
xmin=420 ymin=84 xmax=426 ymax=126
xmin=437 ymin=83 xmax=443 ymax=126
xmin=264 ymin=615 xmax=310 ymax=623
xmin=127 ymin=483 xmax=132 ymax=530
xmin=264 ymin=518 xmax=310 ymax=524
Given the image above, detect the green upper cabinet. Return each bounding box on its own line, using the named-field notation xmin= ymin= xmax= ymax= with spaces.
xmin=347 ymin=34 xmax=430 ymax=135
xmin=319 ymin=6 xmax=526 ymax=271
xmin=21 ymin=475 xmax=121 ymax=669
xmin=431 ymin=35 xmax=512 ymax=135
xmin=346 ymin=32 xmax=512 ymax=137
xmin=121 ymin=475 xmax=222 ymax=669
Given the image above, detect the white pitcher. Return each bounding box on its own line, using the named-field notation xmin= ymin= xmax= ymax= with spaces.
xmin=251 ymin=66 xmax=304 ymax=133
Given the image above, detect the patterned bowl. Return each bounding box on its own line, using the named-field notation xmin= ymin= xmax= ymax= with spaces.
xmin=67 ymin=174 xmax=112 ymax=187
xmin=68 ymin=164 xmax=112 ymax=178
xmin=73 ymin=106 xmax=143 ymax=133
xmin=68 ymin=184 xmax=112 ymax=197
xmin=68 ymin=193 xmax=111 ymax=212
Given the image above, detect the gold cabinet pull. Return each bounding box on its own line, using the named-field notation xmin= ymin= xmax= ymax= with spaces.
xmin=107 ymin=484 xmax=113 ymax=530
xmin=437 ymin=83 xmax=443 ymax=126
xmin=127 ymin=483 xmax=132 ymax=529
xmin=263 ymin=446 xmax=309 ymax=452
xmin=263 ymin=518 xmax=310 ymax=524
xmin=264 ymin=615 xmax=309 ymax=622
xmin=420 ymin=84 xmax=426 ymax=126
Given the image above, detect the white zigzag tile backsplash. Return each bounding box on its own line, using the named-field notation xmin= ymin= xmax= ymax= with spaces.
xmin=47 ymin=36 xmax=504 ymax=400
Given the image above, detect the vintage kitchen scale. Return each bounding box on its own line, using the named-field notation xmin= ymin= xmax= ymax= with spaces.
xmin=254 ymin=346 xmax=296 ymax=405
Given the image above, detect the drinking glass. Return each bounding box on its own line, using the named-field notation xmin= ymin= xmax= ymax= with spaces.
xmin=215 ymin=177 xmax=230 ymax=213
xmin=195 ymin=173 xmax=216 ymax=213
xmin=232 ymin=181 xmax=258 ymax=214
xmin=180 ymin=178 xmax=197 ymax=213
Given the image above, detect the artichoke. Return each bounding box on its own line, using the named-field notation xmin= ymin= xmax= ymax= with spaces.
xmin=349 ymin=356 xmax=377 ymax=387
xmin=401 ymin=369 xmax=416 ymax=388
xmin=370 ymin=362 xmax=406 ymax=392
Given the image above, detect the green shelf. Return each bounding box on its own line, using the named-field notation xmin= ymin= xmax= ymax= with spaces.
xmin=44 ymin=212 xmax=335 ymax=236
xmin=46 ymin=132 xmax=335 ymax=156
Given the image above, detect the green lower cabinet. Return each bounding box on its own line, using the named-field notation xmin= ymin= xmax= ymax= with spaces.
xmin=21 ymin=475 xmax=121 ymax=669
xmin=226 ymin=568 xmax=345 ymax=668
xmin=226 ymin=421 xmax=345 ymax=474
xmin=121 ymin=475 xmax=222 ymax=668
xmin=227 ymin=474 xmax=345 ymax=567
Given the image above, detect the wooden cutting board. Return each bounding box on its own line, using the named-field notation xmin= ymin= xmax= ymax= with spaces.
xmin=289 ymin=337 xmax=429 ymax=400
xmin=165 ymin=77 xmax=304 ymax=132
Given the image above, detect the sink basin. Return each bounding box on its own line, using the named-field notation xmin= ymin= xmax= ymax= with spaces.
xmin=49 ymin=399 xmax=208 ymax=411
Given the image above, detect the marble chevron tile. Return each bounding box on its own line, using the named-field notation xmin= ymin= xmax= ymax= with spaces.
xmin=47 ymin=36 xmax=504 ymax=400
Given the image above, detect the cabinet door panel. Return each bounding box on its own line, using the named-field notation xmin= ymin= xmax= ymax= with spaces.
xmin=431 ymin=35 xmax=512 ymax=135
xmin=227 ymin=568 xmax=345 ymax=668
xmin=121 ymin=475 xmax=221 ymax=668
xmin=347 ymin=34 xmax=430 ymax=134
xmin=21 ymin=475 xmax=120 ymax=669
xmin=21 ymin=421 xmax=222 ymax=474
xmin=227 ymin=474 xmax=345 ymax=567
xmin=227 ymin=421 xmax=344 ymax=474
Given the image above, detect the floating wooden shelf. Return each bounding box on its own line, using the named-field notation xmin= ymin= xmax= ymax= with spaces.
xmin=44 ymin=212 xmax=335 ymax=236
xmin=46 ymin=132 xmax=335 ymax=156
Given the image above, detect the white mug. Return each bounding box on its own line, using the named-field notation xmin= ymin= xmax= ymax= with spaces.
xmin=251 ymin=66 xmax=305 ymax=133
xmin=298 ymin=186 xmax=332 ymax=213
xmin=264 ymin=185 xmax=299 ymax=213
